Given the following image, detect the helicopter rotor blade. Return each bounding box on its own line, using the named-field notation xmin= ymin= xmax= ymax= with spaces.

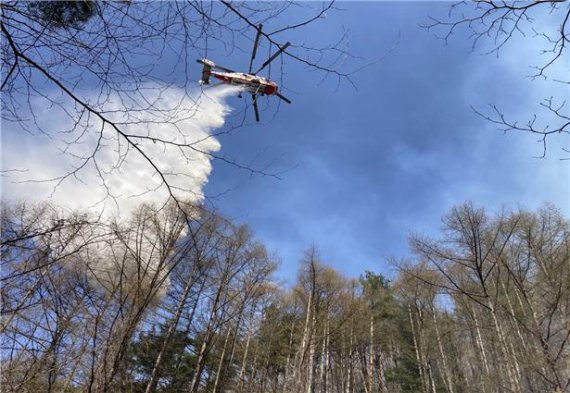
xmin=248 ymin=24 xmax=263 ymax=74
xmin=255 ymin=42 xmax=290 ymax=74
xmin=252 ymin=94 xmax=261 ymax=122
xmin=196 ymin=59 xmax=236 ymax=73
xmin=275 ymin=92 xmax=292 ymax=104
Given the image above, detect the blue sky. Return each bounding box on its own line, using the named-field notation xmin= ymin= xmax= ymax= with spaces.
xmin=202 ymin=2 xmax=570 ymax=282
xmin=2 ymin=2 xmax=568 ymax=284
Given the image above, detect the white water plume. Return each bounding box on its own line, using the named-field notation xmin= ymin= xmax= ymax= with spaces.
xmin=3 ymin=84 xmax=242 ymax=297
xmin=1 ymin=84 xmax=242 ymax=218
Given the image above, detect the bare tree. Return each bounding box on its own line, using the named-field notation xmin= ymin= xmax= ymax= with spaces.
xmin=401 ymin=202 xmax=570 ymax=392
xmin=423 ymin=1 xmax=570 ymax=158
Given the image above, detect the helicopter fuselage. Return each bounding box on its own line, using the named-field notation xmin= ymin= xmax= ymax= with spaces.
xmin=209 ymin=71 xmax=278 ymax=95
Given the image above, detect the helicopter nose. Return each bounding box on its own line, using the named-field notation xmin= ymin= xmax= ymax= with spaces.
xmin=265 ymin=83 xmax=278 ymax=95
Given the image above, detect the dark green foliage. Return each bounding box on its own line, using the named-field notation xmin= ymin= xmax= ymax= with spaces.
xmin=361 ymin=271 xmax=390 ymax=291
xmin=385 ymin=315 xmax=423 ymax=392
xmin=126 ymin=326 xmax=196 ymax=393
xmin=257 ymin=303 xmax=299 ymax=376
xmin=28 ymin=1 xmax=96 ymax=29
xmin=360 ymin=271 xmax=395 ymax=320
xmin=360 ymin=271 xmax=423 ymax=391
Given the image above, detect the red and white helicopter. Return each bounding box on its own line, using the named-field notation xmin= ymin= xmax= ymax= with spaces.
xmin=197 ymin=25 xmax=291 ymax=122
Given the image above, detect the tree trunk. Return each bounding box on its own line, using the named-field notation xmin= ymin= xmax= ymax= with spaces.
xmin=368 ymin=313 xmax=375 ymax=393
xmin=238 ymin=326 xmax=253 ymax=392
xmin=188 ymin=276 xmax=228 ymax=393
xmin=305 ymin=312 xmax=317 ymax=393
xmin=212 ymin=327 xmax=232 ymax=393
xmin=430 ymin=305 xmax=454 ymax=393
xmin=409 ymin=304 xmax=427 ymax=393
xmin=283 ymin=319 xmax=296 ymax=393
xmin=145 ymin=274 xmax=196 ymax=393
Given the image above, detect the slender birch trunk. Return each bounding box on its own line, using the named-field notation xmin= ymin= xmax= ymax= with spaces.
xmin=346 ymin=319 xmax=354 ymax=393
xmin=188 ymin=276 xmax=228 ymax=393
xmin=417 ymin=305 xmax=432 ymax=393
xmin=212 ymin=327 xmax=232 ymax=393
xmin=488 ymin=299 xmax=520 ymax=393
xmin=283 ymin=319 xmax=296 ymax=393
xmin=471 ymin=304 xmax=492 ymax=391
xmin=319 ymin=315 xmax=327 ymax=392
xmin=306 ymin=312 xmax=317 ymax=393
xmin=368 ymin=313 xmax=375 ymax=393
xmin=295 ymin=287 xmax=314 ymax=393
xmin=409 ymin=304 xmax=426 ymax=392
xmin=430 ymin=305 xmax=454 ymax=393
xmin=238 ymin=323 xmax=253 ymax=392
xmin=427 ymin=360 xmax=437 ymax=393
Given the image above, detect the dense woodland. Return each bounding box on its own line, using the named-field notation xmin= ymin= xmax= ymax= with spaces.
xmin=1 ymin=201 xmax=569 ymax=393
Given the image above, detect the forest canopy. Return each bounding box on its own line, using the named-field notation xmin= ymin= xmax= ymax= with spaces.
xmin=2 ymin=201 xmax=568 ymax=393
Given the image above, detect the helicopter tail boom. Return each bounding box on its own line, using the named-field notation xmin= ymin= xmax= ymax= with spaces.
xmin=197 ymin=58 xmax=215 ymax=84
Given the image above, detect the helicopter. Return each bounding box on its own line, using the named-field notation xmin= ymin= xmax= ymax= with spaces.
xmin=197 ymin=24 xmax=291 ymax=122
